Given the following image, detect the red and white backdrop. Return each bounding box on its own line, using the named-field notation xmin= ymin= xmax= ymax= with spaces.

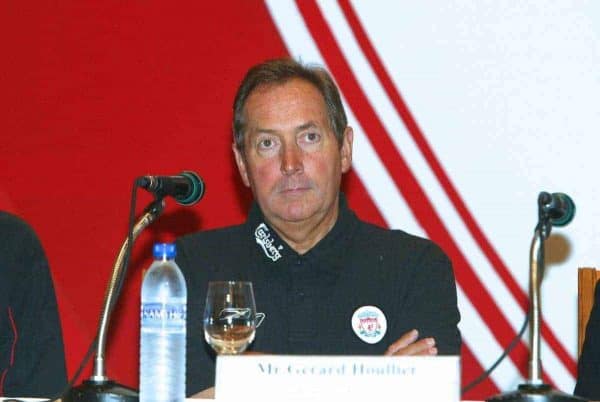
xmin=2 ymin=1 xmax=599 ymax=399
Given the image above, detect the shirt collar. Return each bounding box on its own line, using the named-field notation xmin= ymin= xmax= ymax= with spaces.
xmin=247 ymin=194 xmax=358 ymax=270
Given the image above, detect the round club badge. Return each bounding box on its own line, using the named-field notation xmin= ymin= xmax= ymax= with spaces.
xmin=351 ymin=305 xmax=387 ymax=344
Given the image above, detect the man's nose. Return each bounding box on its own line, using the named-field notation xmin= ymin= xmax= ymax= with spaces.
xmin=280 ymin=143 xmax=303 ymax=175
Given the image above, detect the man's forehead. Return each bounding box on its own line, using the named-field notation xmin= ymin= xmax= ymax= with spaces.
xmin=249 ymin=121 xmax=320 ymax=135
xmin=245 ymin=79 xmax=325 ymax=110
xmin=243 ymin=81 xmax=329 ymax=133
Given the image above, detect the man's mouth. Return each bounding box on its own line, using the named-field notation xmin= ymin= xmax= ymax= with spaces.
xmin=280 ymin=186 xmax=309 ymax=194
xmin=277 ymin=180 xmax=312 ymax=195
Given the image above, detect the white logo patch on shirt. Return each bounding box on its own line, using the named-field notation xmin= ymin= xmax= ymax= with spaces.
xmin=254 ymin=223 xmax=283 ymax=262
xmin=351 ymin=305 xmax=387 ymax=344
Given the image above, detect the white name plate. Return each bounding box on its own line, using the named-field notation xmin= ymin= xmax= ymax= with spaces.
xmin=215 ymin=355 xmax=460 ymax=401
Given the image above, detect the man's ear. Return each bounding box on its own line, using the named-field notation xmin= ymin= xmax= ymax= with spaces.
xmin=340 ymin=126 xmax=353 ymax=173
xmin=232 ymin=143 xmax=251 ymax=187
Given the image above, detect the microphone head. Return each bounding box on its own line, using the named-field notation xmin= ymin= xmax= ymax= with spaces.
xmin=539 ymin=191 xmax=575 ymax=227
xmin=177 ymin=171 xmax=205 ymax=206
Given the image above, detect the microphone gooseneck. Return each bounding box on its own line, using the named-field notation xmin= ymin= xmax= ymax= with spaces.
xmin=64 ymin=172 xmax=205 ymax=402
xmin=486 ymin=191 xmax=583 ymax=402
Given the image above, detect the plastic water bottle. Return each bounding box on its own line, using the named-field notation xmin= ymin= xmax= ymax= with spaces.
xmin=140 ymin=243 xmax=186 ymax=402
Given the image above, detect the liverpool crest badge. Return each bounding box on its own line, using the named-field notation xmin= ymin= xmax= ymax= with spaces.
xmin=351 ymin=305 xmax=387 ymax=344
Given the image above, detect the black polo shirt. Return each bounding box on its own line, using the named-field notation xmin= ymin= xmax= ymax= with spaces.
xmin=0 ymin=212 xmax=67 ymax=397
xmin=176 ymin=196 xmax=461 ymax=395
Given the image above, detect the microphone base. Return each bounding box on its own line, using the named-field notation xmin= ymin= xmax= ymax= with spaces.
xmin=486 ymin=383 xmax=586 ymax=402
xmin=63 ymin=379 xmax=138 ymax=402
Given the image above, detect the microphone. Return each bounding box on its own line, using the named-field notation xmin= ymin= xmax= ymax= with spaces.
xmin=538 ymin=192 xmax=575 ymax=227
xmin=137 ymin=171 xmax=205 ymax=206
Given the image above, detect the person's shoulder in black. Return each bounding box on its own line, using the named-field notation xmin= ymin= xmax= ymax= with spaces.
xmin=176 ymin=222 xmax=248 ymax=268
xmin=0 ymin=211 xmax=68 ymax=397
xmin=349 ymin=216 xmax=462 ymax=355
xmin=575 ymin=280 xmax=600 ymax=400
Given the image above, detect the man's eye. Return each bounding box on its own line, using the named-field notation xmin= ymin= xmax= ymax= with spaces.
xmin=305 ymin=132 xmax=320 ymax=143
xmin=258 ymin=138 xmax=274 ymax=148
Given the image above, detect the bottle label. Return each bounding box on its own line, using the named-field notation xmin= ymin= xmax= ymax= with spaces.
xmin=141 ymin=302 xmax=186 ymax=330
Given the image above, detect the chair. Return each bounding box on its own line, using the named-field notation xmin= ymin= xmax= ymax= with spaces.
xmin=578 ymin=267 xmax=600 ymax=356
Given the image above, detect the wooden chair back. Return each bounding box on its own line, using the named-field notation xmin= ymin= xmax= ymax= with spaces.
xmin=578 ymin=267 xmax=600 ymax=356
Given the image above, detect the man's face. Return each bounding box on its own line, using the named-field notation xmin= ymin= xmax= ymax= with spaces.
xmin=233 ymin=78 xmax=353 ymax=230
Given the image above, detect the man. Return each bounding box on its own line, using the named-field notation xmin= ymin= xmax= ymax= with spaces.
xmin=176 ymin=58 xmax=461 ymax=395
xmin=0 ymin=211 xmax=68 ymax=397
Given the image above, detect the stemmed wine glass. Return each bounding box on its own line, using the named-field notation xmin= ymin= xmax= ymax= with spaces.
xmin=203 ymin=281 xmax=264 ymax=355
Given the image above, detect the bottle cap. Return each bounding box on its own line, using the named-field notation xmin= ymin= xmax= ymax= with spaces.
xmin=153 ymin=243 xmax=176 ymax=259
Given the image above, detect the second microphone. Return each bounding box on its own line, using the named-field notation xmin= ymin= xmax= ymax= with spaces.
xmin=137 ymin=171 xmax=205 ymax=206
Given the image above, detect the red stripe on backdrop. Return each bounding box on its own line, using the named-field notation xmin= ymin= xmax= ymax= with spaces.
xmin=338 ymin=0 xmax=576 ymax=377
xmin=294 ymin=0 xmax=535 ymax=387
